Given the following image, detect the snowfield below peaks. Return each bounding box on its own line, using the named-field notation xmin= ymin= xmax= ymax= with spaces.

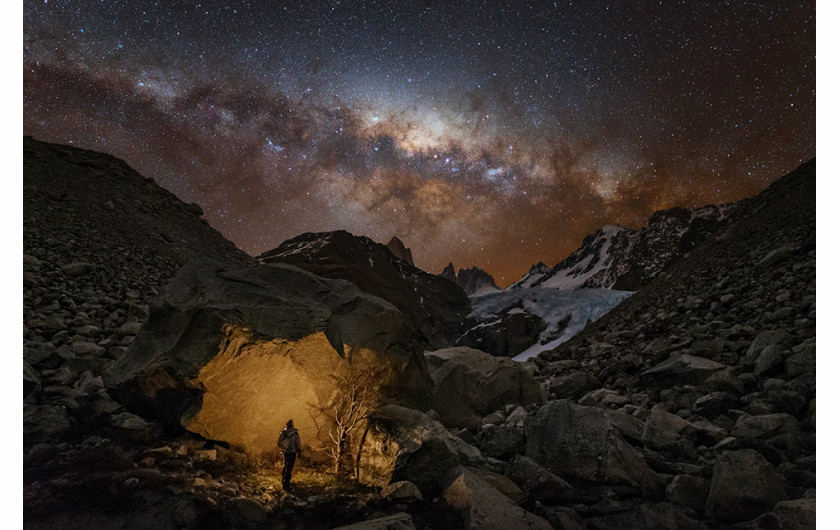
xmin=465 ymin=287 xmax=633 ymax=361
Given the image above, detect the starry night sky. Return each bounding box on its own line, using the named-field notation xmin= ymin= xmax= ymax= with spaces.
xmin=23 ymin=1 xmax=815 ymax=285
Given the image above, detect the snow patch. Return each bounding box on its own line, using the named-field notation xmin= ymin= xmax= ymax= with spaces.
xmin=470 ymin=284 xmax=501 ymax=297
xmin=539 ymin=227 xmax=625 ymax=290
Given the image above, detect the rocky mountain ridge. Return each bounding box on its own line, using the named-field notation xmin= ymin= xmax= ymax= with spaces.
xmin=512 ymin=203 xmax=733 ymax=292
xmin=441 ymin=263 xmax=500 ymax=296
xmin=258 ymin=230 xmax=471 ymax=350
xmin=23 ymin=137 xmax=251 ymax=273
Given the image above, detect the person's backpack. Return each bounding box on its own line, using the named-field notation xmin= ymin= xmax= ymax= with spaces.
xmin=278 ymin=429 xmax=300 ymax=452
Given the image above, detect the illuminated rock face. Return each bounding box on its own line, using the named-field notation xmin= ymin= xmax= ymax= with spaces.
xmin=184 ymin=328 xmax=343 ymax=454
xmin=105 ymin=257 xmax=433 ymax=455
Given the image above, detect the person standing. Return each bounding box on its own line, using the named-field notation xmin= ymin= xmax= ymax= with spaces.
xmin=278 ymin=419 xmax=302 ymax=489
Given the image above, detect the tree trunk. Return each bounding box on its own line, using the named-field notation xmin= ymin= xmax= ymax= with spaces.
xmin=334 ymin=436 xmax=347 ymax=475
xmin=354 ymin=425 xmax=370 ymax=481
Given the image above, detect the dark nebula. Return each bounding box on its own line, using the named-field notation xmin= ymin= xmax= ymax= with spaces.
xmin=23 ymin=1 xmax=815 ymax=285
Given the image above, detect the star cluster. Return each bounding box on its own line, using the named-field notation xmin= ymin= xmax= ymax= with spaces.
xmin=23 ymin=1 xmax=815 ymax=285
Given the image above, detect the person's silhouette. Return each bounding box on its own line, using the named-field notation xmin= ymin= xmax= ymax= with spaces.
xmin=277 ymin=419 xmax=301 ymax=489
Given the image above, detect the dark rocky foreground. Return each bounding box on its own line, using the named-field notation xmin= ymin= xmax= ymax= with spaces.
xmin=23 ymin=137 xmax=816 ymax=530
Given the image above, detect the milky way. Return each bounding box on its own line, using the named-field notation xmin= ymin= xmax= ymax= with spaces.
xmin=23 ymin=1 xmax=815 ymax=285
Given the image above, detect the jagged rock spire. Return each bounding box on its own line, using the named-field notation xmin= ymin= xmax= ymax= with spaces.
xmin=386 ymin=236 xmax=415 ymax=266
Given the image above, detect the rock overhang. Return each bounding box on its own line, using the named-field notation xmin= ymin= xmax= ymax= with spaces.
xmin=104 ymin=257 xmax=434 ymax=455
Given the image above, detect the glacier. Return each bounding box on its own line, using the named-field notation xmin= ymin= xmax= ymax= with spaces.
xmin=467 ymin=287 xmax=634 ymax=361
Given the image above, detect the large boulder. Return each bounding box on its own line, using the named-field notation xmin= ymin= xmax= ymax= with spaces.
xmin=23 ymin=404 xmax=70 ymax=445
xmin=547 ymin=371 xmax=601 ymax=400
xmin=334 ymin=513 xmax=416 ymax=530
xmin=705 ymin=449 xmax=787 ymax=521
xmin=585 ymin=502 xmax=711 ymax=530
xmin=469 ymin=468 xmax=527 ymax=505
xmin=259 ymin=230 xmax=470 ymax=350
xmin=381 ymin=481 xmax=423 ymax=503
xmin=692 ymin=391 xmax=739 ymax=419
xmin=441 ymin=467 xmax=553 ymax=530
xmin=785 ymin=340 xmax=816 ymax=377
xmin=104 ymin=258 xmax=433 ymax=455
xmin=425 ymin=347 xmax=545 ymax=429
xmin=772 ymin=498 xmax=816 ymax=530
xmin=362 ymin=405 xmax=484 ymax=492
xmin=666 ymin=474 xmax=710 ymax=511
xmin=639 ymin=353 xmax=726 ymax=388
xmin=730 ymin=413 xmax=800 ymax=440
xmin=524 ymin=400 xmax=664 ymax=498
xmin=745 ymin=330 xmax=793 ymax=363
xmin=24 ymin=360 xmax=41 ymax=397
xmin=476 ymin=425 xmax=525 ymax=460
xmin=504 ymin=455 xmax=579 ymax=506
xmin=456 ymin=311 xmax=547 ymax=357
xmin=602 ymin=409 xmax=645 ymax=442
xmin=642 ymin=404 xmax=698 ymax=456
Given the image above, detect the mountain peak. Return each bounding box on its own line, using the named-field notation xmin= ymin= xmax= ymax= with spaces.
xmin=440 ymin=264 xmax=499 ymax=296
xmin=386 ymin=235 xmax=415 ymax=266
xmin=441 ymin=262 xmax=457 ymax=281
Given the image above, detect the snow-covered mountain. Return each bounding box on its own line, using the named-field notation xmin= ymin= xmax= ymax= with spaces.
xmin=511 ymin=204 xmax=734 ymax=291
xmin=446 ymin=200 xmax=737 ymax=361
xmin=458 ymin=287 xmax=633 ymax=361
xmin=511 ymin=225 xmax=634 ymax=290
xmin=509 ymin=262 xmax=551 ymax=290
xmin=441 ymin=263 xmax=500 ymax=296
xmin=460 ymin=203 xmax=734 ymax=360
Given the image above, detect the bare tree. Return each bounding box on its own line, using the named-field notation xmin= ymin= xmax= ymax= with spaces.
xmin=310 ymin=361 xmax=386 ymax=476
